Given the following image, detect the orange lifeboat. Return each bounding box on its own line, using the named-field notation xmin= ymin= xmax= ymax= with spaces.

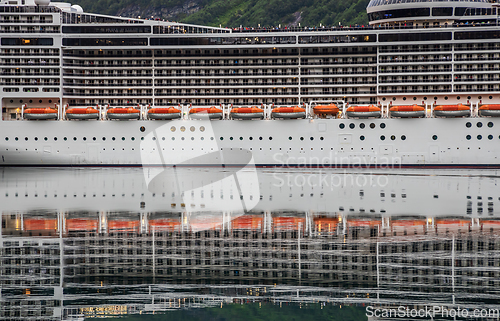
xmin=189 ymin=107 xmax=223 ymax=120
xmin=107 ymin=107 xmax=140 ymax=120
xmin=147 ymin=107 xmax=181 ymax=120
xmin=346 ymin=105 xmax=381 ymax=118
xmin=478 ymin=104 xmax=500 ymax=117
xmin=271 ymin=106 xmax=306 ymax=119
xmin=24 ymin=107 xmax=58 ymax=120
xmin=230 ymin=107 xmax=264 ymax=120
xmin=434 ymin=104 xmax=470 ymax=117
xmin=313 ymin=104 xmax=339 ymax=116
xmin=66 ymin=107 xmax=99 ymax=120
xmin=389 ymin=105 xmax=426 ymax=118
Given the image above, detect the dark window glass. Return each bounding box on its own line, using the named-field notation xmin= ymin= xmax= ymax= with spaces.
xmin=432 ymin=7 xmax=453 ymax=16
xmin=63 ymin=38 xmax=148 ymax=46
xmin=380 ymin=32 xmax=451 ymax=42
xmin=368 ymin=7 xmax=430 ymax=22
xmin=1 ymin=38 xmax=53 ymax=46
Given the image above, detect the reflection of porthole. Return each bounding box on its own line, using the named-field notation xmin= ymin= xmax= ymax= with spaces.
xmin=140 ymin=126 xmax=146 ymax=132
xmin=180 ymin=126 xmax=186 ymax=132
xmin=170 ymin=126 xmax=175 ymax=132
xmin=200 ymin=126 xmax=205 ymax=132
xmin=190 ymin=126 xmax=195 ymax=132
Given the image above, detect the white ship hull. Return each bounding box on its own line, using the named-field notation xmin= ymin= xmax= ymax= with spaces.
xmin=1 ymin=117 xmax=499 ymax=167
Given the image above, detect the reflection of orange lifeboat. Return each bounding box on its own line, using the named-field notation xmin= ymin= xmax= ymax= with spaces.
xmin=434 ymin=104 xmax=470 ymax=117
xmin=230 ymin=107 xmax=264 ymax=120
xmin=24 ymin=108 xmax=58 ymax=120
xmin=189 ymin=107 xmax=223 ymax=120
xmin=148 ymin=107 xmax=182 ymax=120
xmin=271 ymin=106 xmax=306 ymax=119
xmin=313 ymin=104 xmax=339 ymax=116
xmin=66 ymin=107 xmax=99 ymax=120
xmin=24 ymin=219 xmax=57 ymax=230
xmin=107 ymin=107 xmax=140 ymax=120
xmin=108 ymin=220 xmax=139 ymax=231
xmin=149 ymin=219 xmax=181 ymax=231
xmin=391 ymin=219 xmax=426 ymax=227
xmin=478 ymin=104 xmax=500 ymax=117
xmin=314 ymin=217 xmax=338 ymax=232
xmin=346 ymin=105 xmax=381 ymax=118
xmin=232 ymin=215 xmax=263 ymax=230
xmin=389 ymin=105 xmax=426 ymax=118
xmin=273 ymin=217 xmax=306 ymax=231
xmin=347 ymin=219 xmax=381 ymax=227
xmin=66 ymin=218 xmax=98 ymax=231
xmin=435 ymin=219 xmax=470 ymax=227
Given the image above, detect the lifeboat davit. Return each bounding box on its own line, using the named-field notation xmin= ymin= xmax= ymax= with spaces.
xmin=434 ymin=104 xmax=470 ymax=117
xmin=313 ymin=104 xmax=339 ymax=116
xmin=66 ymin=107 xmax=99 ymax=120
xmin=389 ymin=105 xmax=426 ymax=118
xmin=147 ymin=107 xmax=181 ymax=120
xmin=107 ymin=107 xmax=140 ymax=120
xmin=271 ymin=106 xmax=306 ymax=119
xmin=24 ymin=107 xmax=58 ymax=120
xmin=346 ymin=105 xmax=381 ymax=118
xmin=230 ymin=107 xmax=264 ymax=120
xmin=478 ymin=104 xmax=500 ymax=117
xmin=189 ymin=107 xmax=223 ymax=120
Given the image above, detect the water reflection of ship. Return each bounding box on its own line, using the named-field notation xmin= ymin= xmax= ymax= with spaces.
xmin=2 ymin=168 xmax=500 ymax=319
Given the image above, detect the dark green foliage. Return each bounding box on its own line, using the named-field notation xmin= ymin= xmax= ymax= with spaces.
xmin=103 ymin=303 xmax=368 ymax=321
xmin=71 ymin=0 xmax=370 ymax=28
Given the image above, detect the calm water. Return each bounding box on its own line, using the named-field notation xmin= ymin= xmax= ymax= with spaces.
xmin=1 ymin=167 xmax=500 ymax=320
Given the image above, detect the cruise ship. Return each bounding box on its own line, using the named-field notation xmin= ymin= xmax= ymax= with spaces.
xmin=1 ymin=0 xmax=500 ymax=167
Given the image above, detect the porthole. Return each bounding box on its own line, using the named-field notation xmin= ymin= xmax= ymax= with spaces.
xmin=423 ymin=97 xmax=427 ymax=100
xmin=380 ymin=135 xmax=385 ymax=141
xmin=289 ymin=136 xmax=293 ymax=140
xmin=382 ymin=97 xmax=386 ymax=101
xmin=467 ymin=96 xmax=471 ymax=100
xmin=320 ymin=137 xmax=324 ymax=140
xmin=54 ymin=137 xmax=57 ymax=141
xmin=48 ymin=100 xmax=52 ymax=103
xmin=201 ymin=137 xmax=205 ymax=140
xmin=29 ymin=100 xmax=33 ymax=103
xmin=488 ymin=122 xmax=494 ymax=128
xmin=259 ymin=137 xmax=263 ymax=140
xmin=25 ymin=137 xmax=28 ymax=141
xmin=230 ymin=137 xmax=233 ymax=140
xmin=93 ymin=137 xmax=96 ymax=141
xmin=477 ymin=135 xmax=482 ymax=140
xmin=180 ymin=126 xmax=186 ymax=132
xmin=269 ymin=137 xmax=273 ymax=140
xmin=191 ymin=137 xmax=194 ymax=141
xmin=380 ymin=123 xmax=386 ymax=129
xmin=488 ymin=135 xmax=493 ymax=140
xmin=181 ymin=137 xmax=185 ymax=141
xmin=249 ymin=137 xmax=253 ymax=140
xmin=300 ymin=137 xmax=304 ymax=141
xmin=478 ymin=96 xmax=482 ymax=100
xmin=466 ymin=135 xmax=471 ymax=140
xmin=349 ymin=123 xmax=355 ymax=129
xmin=4 ymin=137 xmax=8 ymax=141
xmin=140 ymin=126 xmax=146 ymax=132
xmin=83 ymin=137 xmax=87 ymax=141
xmin=210 ymin=137 xmax=214 ymax=140
xmin=161 ymin=137 xmax=165 ymax=141
xmin=20 ymin=100 xmax=23 ymax=103
xmin=391 ymin=135 xmax=396 ymax=140
xmin=432 ymin=135 xmax=438 ymax=140
xmin=141 ymin=137 xmax=144 ymax=140
xmin=64 ymin=137 xmax=67 ymax=141
xmin=434 ymin=97 xmax=438 ymax=100
xmin=34 ymin=137 xmax=38 ymax=141
xmin=360 ymin=135 xmax=365 ymax=141
xmin=170 ymin=126 xmax=176 ymax=132
xmin=122 ymin=137 xmax=125 ymax=141
xmin=200 ymin=126 xmax=205 ymax=132
xmin=477 ymin=122 xmax=483 ymax=128
xmin=444 ymin=96 xmax=448 ymax=100
xmin=489 ymin=96 xmax=493 ymax=100
xmin=392 ymin=97 xmax=396 ymax=101
xmin=401 ymin=135 xmax=406 ymax=140
xmin=44 ymin=137 xmax=48 ymax=141
xmin=190 ymin=126 xmax=195 ymax=132
xmin=339 ymin=123 xmax=345 ymax=129
xmin=403 ymin=97 xmax=407 ymax=101
xmin=239 ymin=137 xmax=243 ymax=140
xmin=310 ymin=137 xmax=314 ymax=141
xmin=413 ymin=97 xmax=417 ymax=101
xmin=457 ymin=96 xmax=460 ymax=100
xmin=360 ymin=123 xmax=365 ymax=129
xmin=73 ymin=137 xmax=77 ymax=141
xmin=220 ymin=137 xmax=223 ymax=140
xmin=131 ymin=137 xmax=135 ymax=141
xmin=370 ymin=123 xmax=375 ymax=129
xmin=466 ymin=122 xmax=472 ymax=128
xmin=172 ymin=137 xmax=175 ymax=140
xmin=102 ymin=137 xmax=106 ymax=141
xmin=15 ymin=137 xmax=18 ymax=141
